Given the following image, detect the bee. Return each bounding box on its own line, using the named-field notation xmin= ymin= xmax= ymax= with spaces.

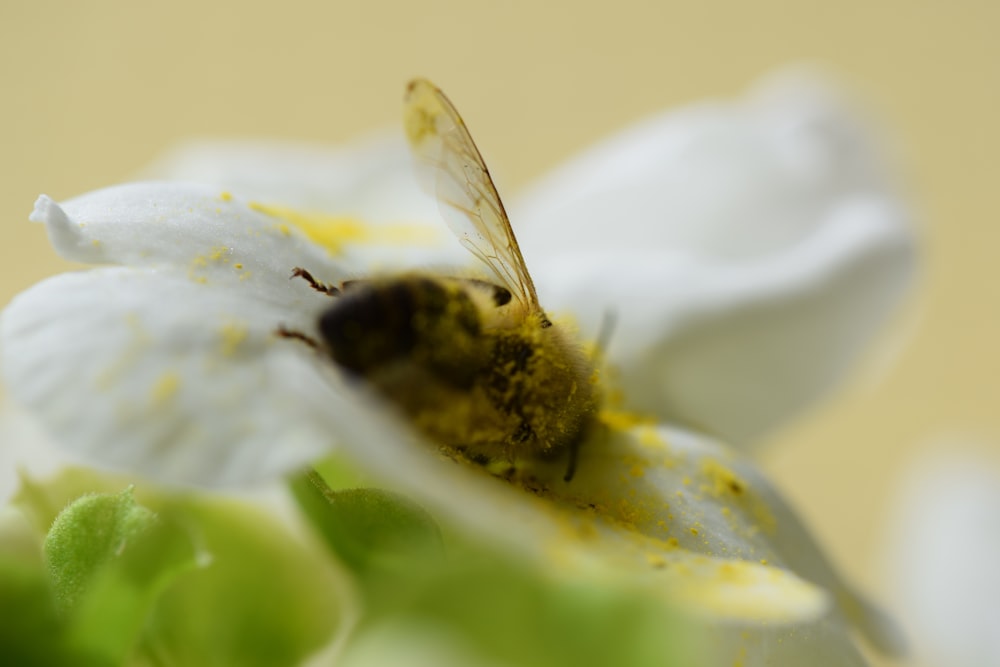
xmin=284 ymin=79 xmax=597 ymax=480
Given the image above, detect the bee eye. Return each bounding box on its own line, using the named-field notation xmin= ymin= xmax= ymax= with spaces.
xmin=492 ymin=286 xmax=512 ymax=307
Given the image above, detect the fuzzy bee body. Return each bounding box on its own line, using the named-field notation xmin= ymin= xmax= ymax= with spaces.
xmin=319 ymin=276 xmax=596 ymax=464
xmin=287 ymin=79 xmax=599 ymax=477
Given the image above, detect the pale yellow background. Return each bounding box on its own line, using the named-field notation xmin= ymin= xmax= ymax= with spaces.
xmin=2 ymin=1 xmax=997 ymax=663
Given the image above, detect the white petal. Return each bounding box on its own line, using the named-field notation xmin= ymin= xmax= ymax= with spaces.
xmin=31 ymin=182 xmax=354 ymax=288
xmin=537 ymin=195 xmax=913 ymax=445
xmin=144 ymin=133 xmax=437 ymax=222
xmin=0 ymin=401 xmax=66 ymax=504
xmin=701 ymin=616 xmax=870 ymax=667
xmin=885 ymin=450 xmax=1000 ymax=667
xmin=521 ymin=68 xmax=915 ymax=446
xmin=515 ymin=68 xmax=901 ymax=260
xmin=0 ymin=267 xmax=349 ymax=486
xmin=143 ymin=134 xmax=468 ymax=270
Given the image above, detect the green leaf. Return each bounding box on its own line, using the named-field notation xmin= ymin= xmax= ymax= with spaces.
xmin=0 ymin=556 xmax=111 ymax=667
xmin=43 ymin=487 xmax=199 ymax=663
xmin=13 ymin=467 xmax=137 ymax=533
xmin=290 ymin=470 xmax=443 ymax=577
xmin=130 ymin=495 xmax=345 ymax=667
xmin=44 ymin=487 xmax=159 ymax=613
xmin=13 ymin=467 xmax=346 ymax=667
xmin=296 ymin=468 xmax=687 ymax=666
xmin=344 ymin=545 xmax=691 ymax=667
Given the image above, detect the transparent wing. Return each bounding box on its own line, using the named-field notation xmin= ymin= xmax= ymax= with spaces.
xmin=403 ymin=78 xmax=540 ymax=312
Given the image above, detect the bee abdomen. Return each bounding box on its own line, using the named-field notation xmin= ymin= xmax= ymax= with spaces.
xmin=318 ymin=278 xmax=482 ymax=380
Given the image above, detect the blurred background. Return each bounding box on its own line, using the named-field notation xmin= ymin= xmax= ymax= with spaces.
xmin=2 ymin=2 xmax=997 ymax=664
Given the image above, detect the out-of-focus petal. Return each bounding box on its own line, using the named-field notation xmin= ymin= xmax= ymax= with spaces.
xmin=537 ymin=197 xmax=912 ymax=445
xmin=144 ymin=134 xmax=435 ymax=222
xmin=885 ymin=450 xmax=1000 ymax=667
xmin=0 ymin=402 xmax=65 ymax=504
xmin=0 ymin=267 xmax=349 ymax=485
xmin=316 ymin=393 xmax=897 ymax=660
xmin=519 ymin=70 xmax=915 ymax=445
xmin=515 ymin=69 xmax=900 ymax=259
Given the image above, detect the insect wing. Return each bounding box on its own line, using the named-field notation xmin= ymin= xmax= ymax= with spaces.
xmin=403 ymin=78 xmax=540 ymax=312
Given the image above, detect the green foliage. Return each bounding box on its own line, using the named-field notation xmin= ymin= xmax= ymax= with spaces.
xmin=0 ymin=557 xmax=110 ymax=667
xmin=1 ymin=463 xmax=688 ymax=667
xmin=290 ymin=470 xmax=443 ymax=578
xmin=4 ymin=468 xmax=345 ymax=667
xmin=44 ymin=487 xmax=162 ymax=613
xmin=44 ymin=488 xmax=198 ymax=662
xmin=133 ymin=495 xmax=344 ymax=667
xmin=346 ymin=546 xmax=689 ymax=667
xmin=296 ymin=468 xmax=689 ymax=667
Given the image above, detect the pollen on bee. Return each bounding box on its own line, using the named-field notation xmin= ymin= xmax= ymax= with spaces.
xmin=646 ymin=553 xmax=667 ymax=569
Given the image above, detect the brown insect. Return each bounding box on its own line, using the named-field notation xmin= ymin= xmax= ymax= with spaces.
xmin=284 ymin=79 xmax=598 ymax=480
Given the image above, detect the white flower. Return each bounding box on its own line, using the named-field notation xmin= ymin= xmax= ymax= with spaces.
xmin=0 ymin=69 xmax=913 ymax=665
xmin=885 ymin=448 xmax=1000 ymax=667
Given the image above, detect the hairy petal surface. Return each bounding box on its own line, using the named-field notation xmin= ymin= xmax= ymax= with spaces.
xmin=0 ymin=267 xmax=345 ymax=485
xmin=34 ymin=182 xmax=368 ymax=289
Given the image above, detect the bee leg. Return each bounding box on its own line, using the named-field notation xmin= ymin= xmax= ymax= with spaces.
xmin=339 ymin=279 xmax=365 ymax=292
xmin=290 ymin=267 xmax=340 ymax=296
xmin=275 ymin=324 xmax=321 ymax=350
xmin=563 ymin=440 xmax=581 ymax=483
xmin=469 ymin=452 xmax=491 ymax=466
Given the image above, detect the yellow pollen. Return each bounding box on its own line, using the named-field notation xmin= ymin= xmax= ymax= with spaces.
xmin=598 ymin=408 xmax=654 ymax=432
xmin=248 ymin=201 xmax=440 ymax=256
xmin=646 ymin=553 xmax=667 ymax=569
xmin=151 ymin=372 xmax=180 ymax=405
xmin=701 ymin=459 xmax=747 ymax=497
xmin=220 ymin=191 xmax=233 ymax=202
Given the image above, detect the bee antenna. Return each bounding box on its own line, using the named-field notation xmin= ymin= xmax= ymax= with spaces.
xmin=593 ymin=310 xmax=618 ymax=361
